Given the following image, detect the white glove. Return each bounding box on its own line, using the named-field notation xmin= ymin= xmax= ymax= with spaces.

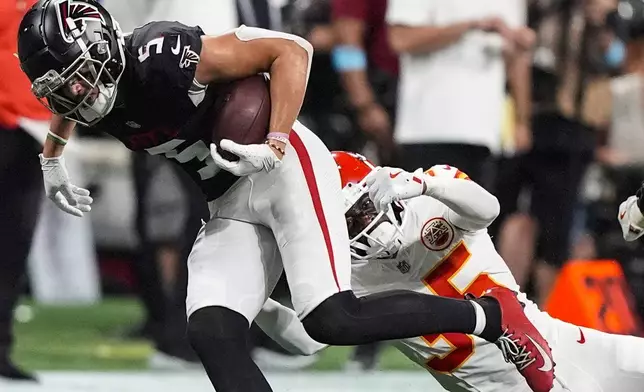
xmin=210 ymin=139 xmax=282 ymax=176
xmin=39 ymin=154 xmax=93 ymax=217
xmin=618 ymin=195 xmax=644 ymax=242
xmin=365 ymin=167 xmax=426 ymax=212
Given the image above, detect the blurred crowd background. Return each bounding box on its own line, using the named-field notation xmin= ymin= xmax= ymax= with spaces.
xmin=2 ymin=0 xmax=644 ymax=383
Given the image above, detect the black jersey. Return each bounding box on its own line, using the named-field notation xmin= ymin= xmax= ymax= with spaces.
xmin=90 ymin=21 xmax=239 ymax=201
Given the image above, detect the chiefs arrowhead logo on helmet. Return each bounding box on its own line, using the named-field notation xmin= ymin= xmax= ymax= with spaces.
xmin=56 ymin=0 xmax=106 ymax=43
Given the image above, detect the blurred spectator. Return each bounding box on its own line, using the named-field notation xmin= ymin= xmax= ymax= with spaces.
xmin=330 ymin=0 xmax=398 ymax=371
xmin=129 ymin=152 xmax=208 ymax=368
xmin=285 ymin=0 xmax=357 ymax=154
xmin=0 ymin=0 xmax=52 ymax=381
xmin=493 ymin=0 xmax=618 ymax=306
xmin=386 ymin=0 xmax=531 ymax=187
xmin=332 ymin=0 xmax=399 ymax=165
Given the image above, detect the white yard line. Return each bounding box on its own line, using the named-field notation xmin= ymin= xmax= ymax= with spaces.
xmin=1 ymin=371 xmax=447 ymax=392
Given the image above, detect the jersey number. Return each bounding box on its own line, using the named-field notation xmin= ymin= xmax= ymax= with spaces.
xmin=138 ymin=37 xmax=165 ymax=63
xmin=146 ymin=138 xmax=220 ymax=180
xmin=420 ymin=242 xmax=501 ymax=373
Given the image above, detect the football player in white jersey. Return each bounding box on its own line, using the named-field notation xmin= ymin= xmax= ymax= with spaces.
xmin=257 ymin=152 xmax=644 ymax=392
xmin=618 ymin=184 xmax=644 ymax=242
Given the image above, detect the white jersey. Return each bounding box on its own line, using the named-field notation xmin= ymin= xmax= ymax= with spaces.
xmin=256 ymin=165 xmax=644 ymax=392
xmin=350 ymin=195 xmax=545 ymax=390
xmin=349 ymin=166 xmax=644 ymax=392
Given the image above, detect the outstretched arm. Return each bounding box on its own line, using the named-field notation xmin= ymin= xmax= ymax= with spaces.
xmin=39 ymin=115 xmax=92 ymax=217
xmin=366 ymin=166 xmax=499 ymax=231
xmin=423 ymin=168 xmax=500 ymax=231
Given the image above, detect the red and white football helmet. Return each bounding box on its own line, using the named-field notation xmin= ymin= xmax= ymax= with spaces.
xmin=332 ymin=151 xmax=406 ymax=260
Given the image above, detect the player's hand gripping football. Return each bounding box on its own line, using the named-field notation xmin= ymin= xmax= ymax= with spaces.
xmin=210 ymin=139 xmax=283 ymax=176
xmin=365 ymin=167 xmax=426 ymax=212
xmin=39 ymin=154 xmax=93 ymax=217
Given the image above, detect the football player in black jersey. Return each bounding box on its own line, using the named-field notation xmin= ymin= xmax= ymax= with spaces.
xmin=16 ymin=1 xmax=555 ymax=392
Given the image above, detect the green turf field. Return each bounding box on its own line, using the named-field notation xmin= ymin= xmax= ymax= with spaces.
xmin=12 ymin=298 xmax=420 ymax=372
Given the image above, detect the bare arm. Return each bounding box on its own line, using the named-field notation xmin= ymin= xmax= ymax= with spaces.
xmin=505 ymin=28 xmax=535 ymax=129
xmin=195 ymin=27 xmax=312 ymax=144
xmin=42 ymin=114 xmax=76 ymax=158
xmin=333 ymin=17 xmax=376 ymax=110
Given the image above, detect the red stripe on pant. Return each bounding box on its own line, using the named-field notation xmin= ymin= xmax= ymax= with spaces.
xmin=289 ymin=130 xmax=341 ymax=291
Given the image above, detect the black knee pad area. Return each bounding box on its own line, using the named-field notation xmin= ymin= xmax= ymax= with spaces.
xmin=301 ymin=291 xmax=361 ymax=344
xmin=187 ymin=306 xmax=249 ymax=349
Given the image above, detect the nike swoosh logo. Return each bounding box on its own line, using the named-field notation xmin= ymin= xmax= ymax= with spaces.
xmin=171 ymin=36 xmax=181 ymax=55
xmin=389 ymin=171 xmax=402 ymax=179
xmin=577 ymin=328 xmax=586 ymax=344
xmin=527 ymin=335 xmax=553 ymax=372
xmin=620 ymin=210 xmax=627 ymax=220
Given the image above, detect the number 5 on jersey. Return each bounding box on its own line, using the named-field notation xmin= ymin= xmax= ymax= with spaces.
xmin=421 ymin=241 xmax=502 ymax=373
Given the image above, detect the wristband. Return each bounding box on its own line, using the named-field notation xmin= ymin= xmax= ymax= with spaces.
xmin=47 ymin=131 xmax=68 ymax=146
xmin=267 ymin=132 xmax=290 ymax=144
xmin=331 ymin=45 xmax=367 ymax=72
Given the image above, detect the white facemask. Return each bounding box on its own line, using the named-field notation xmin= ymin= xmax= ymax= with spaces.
xmin=366 ymin=220 xmax=402 ymax=257
xmin=77 ymin=82 xmax=117 ymax=123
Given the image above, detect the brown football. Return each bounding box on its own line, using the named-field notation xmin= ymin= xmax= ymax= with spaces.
xmin=211 ymin=74 xmax=271 ymax=161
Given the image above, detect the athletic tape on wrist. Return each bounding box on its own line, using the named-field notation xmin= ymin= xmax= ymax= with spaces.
xmin=47 ymin=131 xmax=68 ymax=146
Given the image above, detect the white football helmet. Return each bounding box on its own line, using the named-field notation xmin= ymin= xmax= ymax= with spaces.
xmin=332 ymin=151 xmax=407 ymax=260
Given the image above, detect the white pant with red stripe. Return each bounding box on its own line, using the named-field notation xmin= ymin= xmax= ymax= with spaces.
xmin=185 ymin=121 xmax=352 ymax=322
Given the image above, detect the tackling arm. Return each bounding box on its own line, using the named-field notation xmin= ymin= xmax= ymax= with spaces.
xmin=366 ymin=166 xmax=499 ymax=231
xmin=255 ymin=299 xmax=328 ymax=356
xmin=423 ymin=168 xmax=500 ymax=232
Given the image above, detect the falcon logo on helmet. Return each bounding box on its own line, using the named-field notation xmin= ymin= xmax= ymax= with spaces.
xmin=18 ymin=0 xmax=126 ymax=126
xmin=56 ymin=0 xmax=106 ymax=43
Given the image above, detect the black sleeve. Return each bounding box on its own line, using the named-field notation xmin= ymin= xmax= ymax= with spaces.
xmin=131 ymin=21 xmax=205 ymax=91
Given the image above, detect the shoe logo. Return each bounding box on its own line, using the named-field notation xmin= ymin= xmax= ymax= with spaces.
xmin=389 ymin=171 xmax=402 ymax=179
xmin=577 ymin=328 xmax=586 ymax=344
xmin=620 ymin=210 xmax=627 ymax=220
xmin=171 ymin=35 xmax=181 ymax=55
xmin=526 ymin=335 xmax=553 ymax=372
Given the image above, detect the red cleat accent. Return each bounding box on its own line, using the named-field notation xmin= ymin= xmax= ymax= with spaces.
xmin=482 ymin=287 xmax=555 ymax=392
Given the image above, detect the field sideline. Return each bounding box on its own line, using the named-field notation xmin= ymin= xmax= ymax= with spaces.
xmin=1 ymin=371 xmax=446 ymax=392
